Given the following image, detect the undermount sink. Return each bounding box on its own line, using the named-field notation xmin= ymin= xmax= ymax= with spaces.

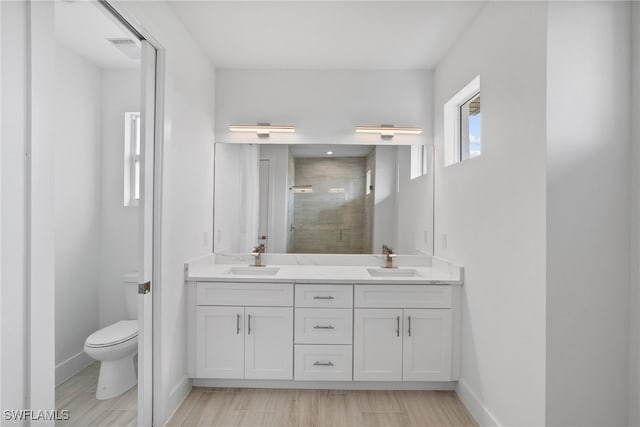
xmin=226 ymin=267 xmax=280 ymax=276
xmin=366 ymin=268 xmax=419 ymax=278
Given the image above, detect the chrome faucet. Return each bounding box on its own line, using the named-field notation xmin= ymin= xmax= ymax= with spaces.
xmin=251 ymin=244 xmax=266 ymax=267
xmin=382 ymin=245 xmax=396 ymax=269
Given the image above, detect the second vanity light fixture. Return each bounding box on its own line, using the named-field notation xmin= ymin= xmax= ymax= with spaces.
xmin=356 ymin=124 xmax=422 ymax=139
xmin=229 ymin=123 xmax=295 ymax=138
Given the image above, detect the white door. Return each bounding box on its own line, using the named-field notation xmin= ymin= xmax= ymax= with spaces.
xmin=138 ymin=40 xmax=156 ymax=427
xmin=195 ymin=306 xmax=244 ymax=379
xmin=244 ymin=307 xmax=293 ymax=380
xmin=258 ymin=160 xmax=269 ymax=249
xmin=353 ymin=308 xmax=403 ymax=381
xmin=403 ymin=309 xmax=453 ymax=381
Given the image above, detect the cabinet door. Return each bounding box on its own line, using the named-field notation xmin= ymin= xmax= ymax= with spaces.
xmin=403 ymin=309 xmax=452 ymax=381
xmin=353 ymin=308 xmax=403 ymax=381
xmin=195 ymin=306 xmax=244 ymax=378
xmin=245 ymin=307 xmax=293 ymax=380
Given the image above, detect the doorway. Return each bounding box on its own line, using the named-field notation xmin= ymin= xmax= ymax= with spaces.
xmin=52 ymin=1 xmax=156 ymax=425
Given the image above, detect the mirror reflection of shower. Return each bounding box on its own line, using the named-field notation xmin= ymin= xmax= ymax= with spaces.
xmin=287 ymin=149 xmax=374 ymax=254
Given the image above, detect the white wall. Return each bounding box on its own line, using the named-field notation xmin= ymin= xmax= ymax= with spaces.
xmin=117 ymin=2 xmax=216 ymax=423
xmin=99 ymin=69 xmax=140 ymax=328
xmin=258 ymin=145 xmax=289 ymax=253
xmin=631 ymin=4 xmax=640 ymax=426
xmin=433 ymin=2 xmax=548 ymax=425
xmin=546 ymin=2 xmax=631 ymax=426
xmin=215 ymin=69 xmax=431 ymax=146
xmin=54 ymin=42 xmax=102 ymax=384
xmin=213 ymin=142 xmax=241 ymax=253
xmin=1 ymin=0 xmax=28 ymax=415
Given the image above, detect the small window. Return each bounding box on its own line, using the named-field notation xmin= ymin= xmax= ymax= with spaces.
xmin=444 ymin=76 xmax=481 ymax=166
xmin=460 ymin=93 xmax=481 ymax=161
xmin=124 ymin=112 xmax=141 ymax=207
xmin=410 ymin=144 xmax=428 ymax=179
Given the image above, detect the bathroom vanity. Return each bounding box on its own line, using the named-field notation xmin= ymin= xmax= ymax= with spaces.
xmin=185 ymin=254 xmax=463 ymax=390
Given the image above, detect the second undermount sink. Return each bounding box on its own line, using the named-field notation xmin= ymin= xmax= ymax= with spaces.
xmin=367 ymin=268 xmax=419 ymax=278
xmin=226 ymin=267 xmax=280 ymax=276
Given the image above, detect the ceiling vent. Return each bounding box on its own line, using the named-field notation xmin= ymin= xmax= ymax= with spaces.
xmin=107 ymin=38 xmax=140 ymax=60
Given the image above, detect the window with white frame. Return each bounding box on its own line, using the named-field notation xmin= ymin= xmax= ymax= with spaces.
xmin=444 ymin=76 xmax=481 ymax=166
xmin=410 ymin=144 xmax=428 ymax=179
xmin=124 ymin=112 xmax=141 ymax=207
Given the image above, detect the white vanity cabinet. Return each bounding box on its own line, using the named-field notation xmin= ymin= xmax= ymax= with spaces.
xmin=194 ymin=282 xmax=293 ymax=380
xmin=353 ymin=285 xmax=454 ymax=382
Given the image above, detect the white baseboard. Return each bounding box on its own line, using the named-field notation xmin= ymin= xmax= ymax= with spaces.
xmin=192 ymin=379 xmax=456 ymax=391
xmin=55 ymin=351 xmax=94 ymax=386
xmin=162 ymin=375 xmax=192 ymax=426
xmin=455 ymin=380 xmax=502 ymax=426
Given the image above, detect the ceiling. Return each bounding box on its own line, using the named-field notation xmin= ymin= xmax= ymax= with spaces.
xmin=55 ymin=0 xmax=140 ymax=69
xmin=168 ymin=1 xmax=486 ymax=70
xmin=289 ymin=144 xmax=374 ymax=158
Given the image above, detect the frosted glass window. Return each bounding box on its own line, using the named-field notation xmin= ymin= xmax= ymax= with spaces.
xmin=124 ymin=112 xmax=141 ymax=206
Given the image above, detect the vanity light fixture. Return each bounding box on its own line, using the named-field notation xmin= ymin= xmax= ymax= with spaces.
xmin=229 ymin=123 xmax=295 ymax=138
xmin=356 ymin=124 xmax=422 ymax=139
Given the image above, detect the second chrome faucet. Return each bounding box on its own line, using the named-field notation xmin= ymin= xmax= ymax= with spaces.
xmin=251 ymin=243 xmax=266 ymax=267
xmin=381 ymin=244 xmax=396 ymax=268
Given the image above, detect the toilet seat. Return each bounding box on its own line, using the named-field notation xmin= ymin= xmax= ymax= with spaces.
xmin=85 ymin=320 xmax=138 ymax=348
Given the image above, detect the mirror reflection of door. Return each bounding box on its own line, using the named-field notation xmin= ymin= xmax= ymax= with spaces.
xmin=258 ymin=160 xmax=270 ymax=250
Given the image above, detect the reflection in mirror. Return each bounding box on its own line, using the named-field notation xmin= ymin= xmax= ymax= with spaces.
xmin=214 ymin=143 xmax=434 ymax=255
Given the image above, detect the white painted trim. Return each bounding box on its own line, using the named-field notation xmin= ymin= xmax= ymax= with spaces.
xmin=162 ymin=376 xmax=192 ymax=427
xmin=455 ymin=379 xmax=502 ymax=426
xmin=192 ymin=379 xmax=457 ymax=391
xmin=55 ymin=351 xmax=94 ymax=387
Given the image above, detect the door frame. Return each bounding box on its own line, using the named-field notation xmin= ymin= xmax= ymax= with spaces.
xmin=100 ymin=2 xmax=167 ymax=425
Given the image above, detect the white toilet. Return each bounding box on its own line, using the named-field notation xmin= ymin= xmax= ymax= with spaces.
xmin=84 ymin=272 xmax=139 ymax=400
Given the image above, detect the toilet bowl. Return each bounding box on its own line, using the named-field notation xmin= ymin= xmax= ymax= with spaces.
xmin=84 ymin=320 xmax=138 ymax=400
xmin=84 ymin=272 xmax=139 ymax=400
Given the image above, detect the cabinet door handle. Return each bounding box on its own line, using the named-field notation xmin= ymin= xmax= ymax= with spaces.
xmin=313 ymin=325 xmax=334 ymax=329
xmin=408 ymin=315 xmax=412 ymax=337
xmin=396 ymin=316 xmax=400 ymax=337
xmin=313 ymin=361 xmax=334 ymax=367
xmin=236 ymin=313 xmax=241 ymax=335
xmin=313 ymin=296 xmax=334 ymax=300
xmin=247 ymin=314 xmax=252 ymax=335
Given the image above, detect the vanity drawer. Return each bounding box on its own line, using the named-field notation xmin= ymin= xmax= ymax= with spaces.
xmin=196 ymin=282 xmax=293 ymax=306
xmin=354 ymin=285 xmax=452 ymax=309
xmin=294 ymin=345 xmax=352 ymax=381
xmin=295 ymin=284 xmax=353 ymax=308
xmin=295 ymin=308 xmax=353 ymax=344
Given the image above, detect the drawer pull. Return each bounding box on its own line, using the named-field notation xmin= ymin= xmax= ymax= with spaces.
xmin=408 ymin=315 xmax=411 ymax=337
xmin=247 ymin=314 xmax=252 ymax=335
xmin=396 ymin=316 xmax=400 ymax=337
xmin=313 ymin=296 xmax=335 ymax=300
xmin=313 ymin=361 xmax=334 ymax=367
xmin=236 ymin=313 xmax=241 ymax=335
xmin=313 ymin=325 xmax=335 ymax=330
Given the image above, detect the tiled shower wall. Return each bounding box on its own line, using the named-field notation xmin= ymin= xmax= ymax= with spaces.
xmin=292 ymin=157 xmax=368 ymax=253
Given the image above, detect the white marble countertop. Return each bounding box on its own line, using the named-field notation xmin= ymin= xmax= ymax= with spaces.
xmin=185 ymin=254 xmax=463 ymax=285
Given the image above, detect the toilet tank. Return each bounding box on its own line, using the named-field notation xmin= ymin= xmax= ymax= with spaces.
xmin=123 ymin=271 xmax=139 ymax=320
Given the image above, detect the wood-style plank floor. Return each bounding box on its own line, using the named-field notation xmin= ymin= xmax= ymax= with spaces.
xmin=55 ymin=362 xmax=137 ymax=426
xmin=168 ymin=388 xmax=478 ymax=427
